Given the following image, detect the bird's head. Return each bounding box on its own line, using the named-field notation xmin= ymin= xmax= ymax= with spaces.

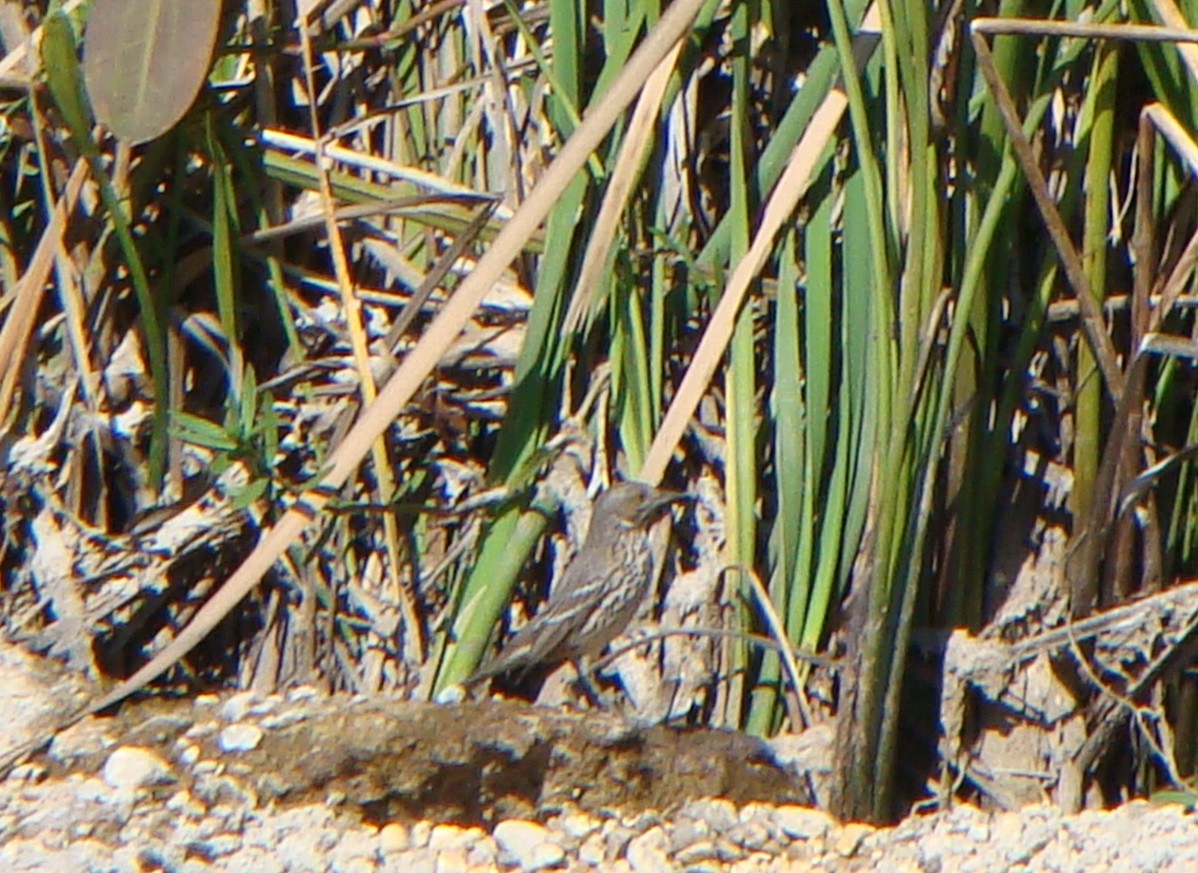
xmin=595 ymin=481 xmax=691 ymax=529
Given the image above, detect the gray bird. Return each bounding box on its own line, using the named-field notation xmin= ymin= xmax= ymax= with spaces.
xmin=467 ymin=481 xmax=689 ymax=686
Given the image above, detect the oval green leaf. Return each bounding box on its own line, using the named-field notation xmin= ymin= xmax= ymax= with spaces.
xmin=82 ymin=0 xmax=221 ymax=144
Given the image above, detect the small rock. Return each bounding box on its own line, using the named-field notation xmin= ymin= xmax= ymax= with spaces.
xmin=191 ymin=815 xmax=222 ymax=842
xmin=434 ymin=846 xmax=469 ymax=873
xmin=434 ymin=684 xmax=467 ymax=705
xmin=219 ymin=691 xmax=258 ymax=721
xmin=714 ymin=837 xmax=747 ymax=862
xmin=190 ymin=833 xmax=244 ymax=859
xmin=249 ymin=695 xmax=281 ymax=716
xmin=668 ymin=815 xmax=711 ymax=853
xmin=286 ymin=685 xmax=319 ymax=702
xmin=625 ymin=826 xmax=669 ymax=873
xmin=494 ymin=820 xmax=564 ymax=871
xmin=966 ymin=819 xmax=990 ymax=842
xmin=101 ymin=746 xmax=172 ymax=791
xmin=524 ymin=843 xmax=566 ymax=871
xmin=76 ymin=776 xmax=109 ymax=803
xmin=411 ymin=821 xmax=432 ymax=848
xmin=494 ymin=819 xmax=550 ymax=853
xmin=678 ymin=798 xmax=739 ymax=833
xmin=621 ymin=810 xmax=663 ymax=832
xmin=739 ymin=802 xmax=775 ymax=824
xmin=165 ymin=789 xmax=205 ymax=819
xmin=466 ymin=840 xmax=498 ymax=867
xmin=48 ymin=719 xmax=106 ymax=765
xmin=603 ymin=823 xmax=637 ymax=861
xmin=8 ymin=762 xmax=46 ymax=782
xmin=673 ymin=839 xmax=721 ymax=865
xmin=261 ymin=709 xmax=308 ymax=730
xmin=332 ymin=828 xmax=382 ymax=871
xmin=836 ymin=823 xmax=875 ymax=857
xmin=217 ymin=723 xmax=263 ymax=753
xmin=387 ymin=847 xmax=436 ymax=873
xmin=578 ymin=833 xmax=605 ymax=866
xmin=556 ymin=811 xmax=600 ymax=841
xmin=191 ymin=759 xmax=220 ymax=777
xmin=429 ymin=824 xmax=483 ymax=851
xmin=184 ymin=721 xmax=220 ymax=742
xmin=379 ymin=823 xmax=410 ymax=854
xmin=725 ymin=818 xmax=773 ymax=851
xmin=774 ymin=805 xmax=833 ymax=841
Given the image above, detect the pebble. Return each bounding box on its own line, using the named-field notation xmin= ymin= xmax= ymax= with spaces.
xmin=76 ymin=775 xmax=111 ymax=803
xmin=379 ymin=823 xmax=410 ymax=854
xmin=835 ymin=822 xmax=873 ymax=856
xmin=331 ymin=828 xmax=380 ymax=869
xmin=774 ymin=804 xmax=833 ymax=840
xmin=673 ymin=838 xmax=721 ymax=865
xmin=101 ymin=747 xmax=172 ymax=791
xmin=493 ymin=819 xmax=565 ymax=871
xmin=1 ymin=791 xmax=1195 ymax=873
xmin=388 ymin=847 xmax=436 ymax=873
xmin=410 ymin=820 xmax=432 ymax=848
xmin=218 ymin=723 xmax=264 ymax=753
xmin=668 ymin=815 xmax=710 ymax=852
xmin=194 ymin=832 xmax=245 ymax=858
xmin=466 ymin=841 xmax=498 ymax=867
xmin=165 ymin=789 xmax=205 ymax=819
xmin=176 ymin=741 xmax=202 ymax=765
xmin=555 ymin=811 xmax=600 ymax=841
xmin=679 ymin=797 xmax=739 ymax=832
xmin=220 ymin=691 xmax=259 ymax=722
xmin=602 ymin=822 xmax=637 ymax=860
xmin=433 ymin=846 xmax=468 ymax=873
xmin=578 ymin=832 xmax=605 ymax=866
xmin=429 ymin=824 xmax=485 ymax=851
xmin=625 ymin=825 xmax=669 ymax=873
xmin=724 ymin=818 xmax=773 ymax=851
xmin=3 ymin=683 xmax=1198 ymax=873
xmin=715 ymin=836 xmax=748 ymax=863
xmin=522 ymin=842 xmax=566 ymax=871
xmin=287 ymin=685 xmax=320 ymax=702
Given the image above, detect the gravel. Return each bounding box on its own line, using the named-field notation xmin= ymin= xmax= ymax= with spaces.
xmin=4 ymin=759 xmax=1197 ymax=872
xmin=1 ymin=639 xmax=1196 ymax=872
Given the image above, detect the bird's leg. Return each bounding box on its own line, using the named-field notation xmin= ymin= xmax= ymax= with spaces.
xmin=572 ymin=657 xmax=614 ymax=709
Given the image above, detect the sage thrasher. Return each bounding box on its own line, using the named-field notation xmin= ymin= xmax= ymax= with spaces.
xmin=467 ymin=481 xmax=688 ymax=686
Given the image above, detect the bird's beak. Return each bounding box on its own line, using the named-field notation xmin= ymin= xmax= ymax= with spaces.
xmin=640 ymin=488 xmax=692 ymax=522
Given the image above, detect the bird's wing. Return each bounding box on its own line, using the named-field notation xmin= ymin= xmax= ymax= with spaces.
xmin=466 ymin=599 xmax=578 ymax=682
